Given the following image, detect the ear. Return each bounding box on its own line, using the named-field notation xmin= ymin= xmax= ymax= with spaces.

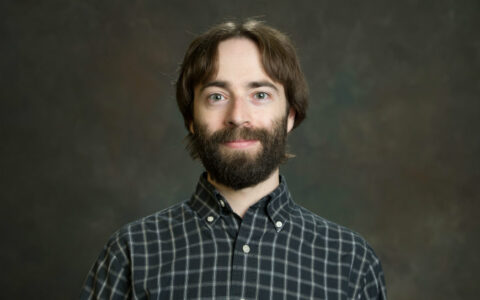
xmin=287 ymin=108 xmax=295 ymax=133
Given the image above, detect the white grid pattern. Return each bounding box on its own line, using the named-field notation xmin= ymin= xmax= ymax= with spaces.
xmin=81 ymin=173 xmax=386 ymax=299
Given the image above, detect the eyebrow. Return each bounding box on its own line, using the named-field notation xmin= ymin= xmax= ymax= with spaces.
xmin=199 ymin=81 xmax=228 ymax=92
xmin=199 ymin=80 xmax=279 ymax=92
xmin=248 ymin=81 xmax=279 ymax=92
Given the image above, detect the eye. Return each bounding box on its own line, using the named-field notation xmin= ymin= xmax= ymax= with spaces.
xmin=253 ymin=92 xmax=270 ymax=101
xmin=207 ymin=93 xmax=226 ymax=102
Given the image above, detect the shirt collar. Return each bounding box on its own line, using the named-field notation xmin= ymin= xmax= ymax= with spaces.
xmin=188 ymin=172 xmax=294 ymax=231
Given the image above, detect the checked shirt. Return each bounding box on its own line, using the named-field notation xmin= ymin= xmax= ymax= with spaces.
xmin=81 ymin=173 xmax=386 ymax=299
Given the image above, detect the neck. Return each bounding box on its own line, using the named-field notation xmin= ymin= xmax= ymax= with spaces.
xmin=207 ymin=169 xmax=280 ymax=218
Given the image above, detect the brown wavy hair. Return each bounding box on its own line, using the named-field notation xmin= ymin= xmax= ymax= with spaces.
xmin=176 ymin=19 xmax=309 ymax=131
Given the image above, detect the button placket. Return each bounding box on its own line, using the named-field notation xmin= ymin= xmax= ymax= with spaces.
xmin=230 ymin=211 xmax=255 ymax=299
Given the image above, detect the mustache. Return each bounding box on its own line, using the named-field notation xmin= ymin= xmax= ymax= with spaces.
xmin=209 ymin=126 xmax=270 ymax=144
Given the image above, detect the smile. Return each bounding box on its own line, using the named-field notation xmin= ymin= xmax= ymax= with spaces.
xmin=222 ymin=140 xmax=259 ymax=149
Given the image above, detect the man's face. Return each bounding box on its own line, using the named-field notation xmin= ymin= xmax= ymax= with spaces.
xmin=190 ymin=38 xmax=295 ymax=189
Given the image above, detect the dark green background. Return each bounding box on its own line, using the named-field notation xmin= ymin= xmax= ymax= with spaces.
xmin=1 ymin=0 xmax=479 ymax=299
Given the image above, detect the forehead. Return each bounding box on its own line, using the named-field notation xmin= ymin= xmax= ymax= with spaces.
xmin=216 ymin=37 xmax=260 ymax=60
xmin=210 ymin=38 xmax=278 ymax=85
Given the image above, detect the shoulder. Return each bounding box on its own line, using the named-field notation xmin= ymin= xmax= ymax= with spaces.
xmin=291 ymin=204 xmax=381 ymax=264
xmin=81 ymin=201 xmax=195 ymax=298
xmin=291 ymin=204 xmax=386 ymax=296
xmin=104 ymin=200 xmax=194 ymax=253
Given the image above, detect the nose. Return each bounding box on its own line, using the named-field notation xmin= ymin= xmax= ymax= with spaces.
xmin=225 ymin=96 xmax=251 ymax=127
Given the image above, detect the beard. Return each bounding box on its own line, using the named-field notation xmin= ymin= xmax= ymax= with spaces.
xmin=187 ymin=117 xmax=290 ymax=190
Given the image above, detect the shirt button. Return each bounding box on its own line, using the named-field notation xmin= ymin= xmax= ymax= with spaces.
xmin=219 ymin=199 xmax=225 ymax=207
xmin=275 ymin=221 xmax=283 ymax=228
xmin=206 ymin=216 xmax=214 ymax=223
xmin=242 ymin=244 xmax=250 ymax=254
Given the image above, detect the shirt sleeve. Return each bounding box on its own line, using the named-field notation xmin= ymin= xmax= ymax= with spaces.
xmin=358 ymin=245 xmax=387 ymax=300
xmin=80 ymin=234 xmax=132 ymax=300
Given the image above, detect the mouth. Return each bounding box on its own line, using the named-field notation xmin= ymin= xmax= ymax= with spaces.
xmin=222 ymin=139 xmax=259 ymax=149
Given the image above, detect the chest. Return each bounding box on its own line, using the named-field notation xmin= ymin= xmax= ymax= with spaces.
xmin=129 ymin=218 xmax=356 ymax=299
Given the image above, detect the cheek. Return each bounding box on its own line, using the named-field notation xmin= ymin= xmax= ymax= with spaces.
xmin=266 ymin=105 xmax=288 ymax=124
xmin=194 ymin=112 xmax=224 ymax=133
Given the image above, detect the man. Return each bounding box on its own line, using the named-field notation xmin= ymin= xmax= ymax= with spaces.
xmin=81 ymin=20 xmax=387 ymax=299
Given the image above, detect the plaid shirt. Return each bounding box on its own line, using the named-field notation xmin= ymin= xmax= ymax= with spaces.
xmin=81 ymin=173 xmax=386 ymax=299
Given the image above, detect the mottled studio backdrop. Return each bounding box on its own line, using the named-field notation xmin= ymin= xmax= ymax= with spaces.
xmin=1 ymin=0 xmax=479 ymax=299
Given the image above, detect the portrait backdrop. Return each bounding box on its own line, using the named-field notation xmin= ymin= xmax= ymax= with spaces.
xmin=1 ymin=0 xmax=479 ymax=299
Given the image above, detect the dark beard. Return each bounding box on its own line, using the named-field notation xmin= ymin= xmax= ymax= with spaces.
xmin=187 ymin=117 xmax=289 ymax=190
